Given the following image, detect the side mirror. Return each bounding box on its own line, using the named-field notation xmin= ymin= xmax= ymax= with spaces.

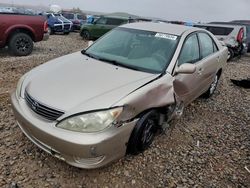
xmin=175 ymin=63 xmax=196 ymax=74
xmin=88 ymin=41 xmax=94 ymax=47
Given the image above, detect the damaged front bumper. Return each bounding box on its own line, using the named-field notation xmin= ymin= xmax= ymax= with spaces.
xmin=11 ymin=92 xmax=137 ymax=169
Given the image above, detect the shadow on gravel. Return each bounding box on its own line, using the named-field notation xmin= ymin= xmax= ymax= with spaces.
xmin=0 ymin=47 xmax=10 ymax=57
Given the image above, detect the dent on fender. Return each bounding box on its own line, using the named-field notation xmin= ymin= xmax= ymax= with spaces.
xmin=116 ymin=74 xmax=176 ymax=121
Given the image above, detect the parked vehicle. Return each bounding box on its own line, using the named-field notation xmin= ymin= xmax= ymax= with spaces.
xmin=194 ymin=23 xmax=246 ymax=60
xmin=230 ymin=20 xmax=250 ymax=52
xmin=11 ymin=22 xmax=227 ymax=169
xmin=62 ymin=12 xmax=86 ymax=31
xmin=0 ymin=12 xmax=49 ymax=56
xmin=80 ymin=15 xmax=132 ymax=40
xmin=46 ymin=13 xmax=72 ymax=34
xmin=210 ymin=21 xmax=250 ymax=53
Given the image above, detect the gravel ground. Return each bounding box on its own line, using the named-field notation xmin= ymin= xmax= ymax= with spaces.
xmin=0 ymin=33 xmax=249 ymax=188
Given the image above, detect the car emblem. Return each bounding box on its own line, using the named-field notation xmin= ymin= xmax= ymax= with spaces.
xmin=31 ymin=101 xmax=39 ymax=110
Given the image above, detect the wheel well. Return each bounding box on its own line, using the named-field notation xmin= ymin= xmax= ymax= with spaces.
xmin=134 ymin=106 xmax=171 ymax=123
xmin=81 ymin=29 xmax=90 ymax=36
xmin=217 ymin=68 xmax=222 ymax=79
xmin=7 ymin=28 xmax=35 ymax=44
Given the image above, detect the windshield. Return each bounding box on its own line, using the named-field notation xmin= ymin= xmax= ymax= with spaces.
xmin=85 ymin=27 xmax=179 ymax=73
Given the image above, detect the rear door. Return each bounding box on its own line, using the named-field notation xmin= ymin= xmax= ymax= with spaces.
xmin=173 ymin=32 xmax=220 ymax=104
xmin=91 ymin=17 xmax=109 ymax=38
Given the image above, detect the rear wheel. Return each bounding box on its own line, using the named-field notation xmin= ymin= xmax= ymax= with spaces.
xmin=127 ymin=110 xmax=159 ymax=155
xmin=227 ymin=48 xmax=234 ymax=61
xmin=8 ymin=32 xmax=33 ymax=56
xmin=81 ymin=30 xmax=90 ymax=40
xmin=201 ymin=74 xmax=219 ymax=98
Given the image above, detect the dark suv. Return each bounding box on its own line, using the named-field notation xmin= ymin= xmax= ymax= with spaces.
xmin=80 ymin=16 xmax=130 ymax=40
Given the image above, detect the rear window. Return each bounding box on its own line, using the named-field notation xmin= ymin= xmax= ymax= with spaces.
xmin=207 ymin=27 xmax=233 ymax=36
xmin=63 ymin=13 xmax=74 ymax=19
xmin=107 ymin=18 xmax=126 ymax=25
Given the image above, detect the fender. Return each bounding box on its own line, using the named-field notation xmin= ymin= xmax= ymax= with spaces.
xmin=4 ymin=24 xmax=36 ymax=45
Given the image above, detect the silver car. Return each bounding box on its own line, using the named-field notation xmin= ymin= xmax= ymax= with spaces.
xmin=11 ymin=22 xmax=227 ymax=169
xmin=194 ymin=23 xmax=247 ymax=60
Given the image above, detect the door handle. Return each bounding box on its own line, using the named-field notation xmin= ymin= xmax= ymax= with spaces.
xmin=216 ymin=56 xmax=220 ymax=62
xmin=198 ymin=68 xmax=203 ymax=75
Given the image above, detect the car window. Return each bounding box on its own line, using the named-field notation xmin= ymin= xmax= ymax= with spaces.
xmin=63 ymin=13 xmax=74 ymax=19
xmin=107 ymin=18 xmax=125 ymax=25
xmin=77 ymin=14 xmax=84 ymax=20
xmin=207 ymin=27 xmax=233 ymax=36
xmin=96 ymin=17 xmax=107 ymax=24
xmin=178 ymin=34 xmax=200 ymax=65
xmin=198 ymin=32 xmax=217 ymax=58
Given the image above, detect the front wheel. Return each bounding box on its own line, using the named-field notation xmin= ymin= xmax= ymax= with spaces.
xmin=8 ymin=32 xmax=33 ymax=56
xmin=127 ymin=110 xmax=159 ymax=155
xmin=48 ymin=27 xmax=54 ymax=35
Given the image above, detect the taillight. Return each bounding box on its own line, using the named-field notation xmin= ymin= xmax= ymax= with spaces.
xmin=237 ymin=28 xmax=244 ymax=43
xmin=44 ymin=21 xmax=48 ymax=33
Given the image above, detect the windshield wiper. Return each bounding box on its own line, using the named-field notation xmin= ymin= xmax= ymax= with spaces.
xmin=81 ymin=49 xmax=98 ymax=59
xmin=98 ymin=57 xmax=141 ymax=71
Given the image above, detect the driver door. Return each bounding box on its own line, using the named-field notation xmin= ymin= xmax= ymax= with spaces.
xmin=173 ymin=33 xmax=206 ymax=104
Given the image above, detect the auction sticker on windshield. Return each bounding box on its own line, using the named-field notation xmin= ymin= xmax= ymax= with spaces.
xmin=155 ymin=33 xmax=177 ymax=40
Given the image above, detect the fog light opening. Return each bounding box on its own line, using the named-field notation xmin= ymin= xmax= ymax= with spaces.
xmin=74 ymin=155 xmax=105 ymax=165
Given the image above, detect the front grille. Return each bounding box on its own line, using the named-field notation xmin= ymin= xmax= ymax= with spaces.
xmin=64 ymin=24 xmax=70 ymax=30
xmin=24 ymin=91 xmax=64 ymax=121
xmin=54 ymin=25 xmax=63 ymax=31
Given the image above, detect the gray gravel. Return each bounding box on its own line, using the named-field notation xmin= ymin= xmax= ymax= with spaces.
xmin=0 ymin=33 xmax=249 ymax=187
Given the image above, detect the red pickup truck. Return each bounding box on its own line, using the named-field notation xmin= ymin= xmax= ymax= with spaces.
xmin=0 ymin=13 xmax=49 ymax=56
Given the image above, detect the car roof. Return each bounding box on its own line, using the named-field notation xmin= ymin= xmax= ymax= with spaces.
xmin=102 ymin=15 xmax=128 ymax=20
xmin=120 ymin=22 xmax=200 ymax=36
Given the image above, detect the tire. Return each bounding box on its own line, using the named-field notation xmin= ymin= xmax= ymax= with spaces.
xmin=8 ymin=32 xmax=33 ymax=56
xmin=81 ymin=30 xmax=90 ymax=40
xmin=48 ymin=27 xmax=54 ymax=35
xmin=127 ymin=110 xmax=159 ymax=155
xmin=201 ymin=74 xmax=219 ymax=99
xmin=227 ymin=48 xmax=234 ymax=61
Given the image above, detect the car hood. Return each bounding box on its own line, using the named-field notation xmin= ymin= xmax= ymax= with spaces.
xmin=25 ymin=52 xmax=158 ymax=113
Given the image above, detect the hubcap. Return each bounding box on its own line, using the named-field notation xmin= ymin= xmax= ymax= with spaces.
xmin=141 ymin=119 xmax=154 ymax=145
xmin=16 ymin=37 xmax=30 ymax=52
xmin=48 ymin=28 xmax=51 ymax=34
xmin=227 ymin=51 xmax=231 ymax=60
xmin=210 ymin=75 xmax=218 ymax=95
xmin=83 ymin=32 xmax=89 ymax=40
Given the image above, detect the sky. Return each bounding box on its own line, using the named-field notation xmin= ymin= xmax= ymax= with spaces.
xmin=1 ymin=0 xmax=250 ymax=22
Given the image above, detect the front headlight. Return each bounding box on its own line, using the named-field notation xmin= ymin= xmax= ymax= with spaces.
xmin=56 ymin=107 xmax=123 ymax=133
xmin=16 ymin=74 xmax=27 ymax=99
